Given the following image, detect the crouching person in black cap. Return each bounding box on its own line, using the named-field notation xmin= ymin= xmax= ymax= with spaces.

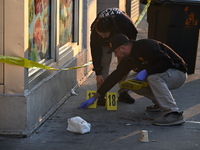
xmin=79 ymin=34 xmax=188 ymax=126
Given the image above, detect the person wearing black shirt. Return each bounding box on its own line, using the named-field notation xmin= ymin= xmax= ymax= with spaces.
xmin=90 ymin=8 xmax=138 ymax=105
xmin=80 ymin=34 xmax=188 ymax=126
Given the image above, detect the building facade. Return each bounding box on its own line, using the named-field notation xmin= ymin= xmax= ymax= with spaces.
xmin=0 ymin=0 xmax=139 ymax=136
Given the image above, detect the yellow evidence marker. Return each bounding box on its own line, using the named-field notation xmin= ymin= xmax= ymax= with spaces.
xmin=106 ymin=92 xmax=117 ymax=110
xmin=119 ymin=79 xmax=148 ymax=90
xmin=86 ymin=90 xmax=98 ymax=108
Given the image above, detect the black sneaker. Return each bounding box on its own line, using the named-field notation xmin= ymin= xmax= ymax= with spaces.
xmin=97 ymin=96 xmax=106 ymax=106
xmin=118 ymin=91 xmax=135 ymax=104
xmin=153 ymin=111 xmax=185 ymax=126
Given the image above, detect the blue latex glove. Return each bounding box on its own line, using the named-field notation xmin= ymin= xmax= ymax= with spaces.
xmin=134 ymin=69 xmax=148 ymax=81
xmin=78 ymin=97 xmax=96 ymax=108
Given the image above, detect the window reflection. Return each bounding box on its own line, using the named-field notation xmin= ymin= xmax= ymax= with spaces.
xmin=28 ymin=0 xmax=50 ymax=62
xmin=59 ymin=0 xmax=73 ymax=47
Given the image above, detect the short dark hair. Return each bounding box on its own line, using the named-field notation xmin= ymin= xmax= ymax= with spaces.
xmin=95 ymin=17 xmax=115 ymax=33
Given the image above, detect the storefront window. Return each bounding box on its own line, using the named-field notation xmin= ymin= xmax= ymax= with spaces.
xmin=59 ymin=0 xmax=73 ymax=47
xmin=28 ymin=0 xmax=50 ymax=62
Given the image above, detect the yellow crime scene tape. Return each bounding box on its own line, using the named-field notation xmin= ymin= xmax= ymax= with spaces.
xmin=0 ymin=55 xmax=92 ymax=70
xmin=0 ymin=1 xmax=151 ymax=70
xmin=135 ymin=0 xmax=151 ymax=27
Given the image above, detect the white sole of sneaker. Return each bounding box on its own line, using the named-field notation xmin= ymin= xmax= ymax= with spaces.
xmin=152 ymin=120 xmax=185 ymax=126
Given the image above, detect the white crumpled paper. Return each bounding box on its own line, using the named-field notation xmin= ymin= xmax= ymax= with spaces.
xmin=67 ymin=116 xmax=91 ymax=134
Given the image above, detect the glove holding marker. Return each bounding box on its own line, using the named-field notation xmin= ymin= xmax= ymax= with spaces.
xmin=78 ymin=93 xmax=100 ymax=108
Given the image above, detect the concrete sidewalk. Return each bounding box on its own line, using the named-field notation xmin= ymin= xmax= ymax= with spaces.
xmin=0 ymin=16 xmax=200 ymax=150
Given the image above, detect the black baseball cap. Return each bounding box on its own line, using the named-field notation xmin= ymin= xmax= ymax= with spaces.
xmin=107 ymin=34 xmax=130 ymax=54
